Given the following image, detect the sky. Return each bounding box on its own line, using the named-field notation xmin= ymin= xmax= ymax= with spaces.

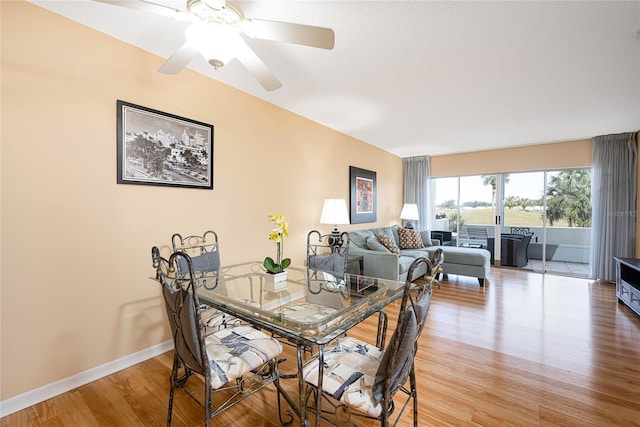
xmin=433 ymin=171 xmax=557 ymax=204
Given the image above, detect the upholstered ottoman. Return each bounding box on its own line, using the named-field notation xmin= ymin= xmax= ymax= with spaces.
xmin=438 ymin=246 xmax=491 ymax=286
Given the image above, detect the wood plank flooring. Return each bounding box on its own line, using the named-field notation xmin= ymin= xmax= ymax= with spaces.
xmin=3 ymin=268 xmax=639 ymax=426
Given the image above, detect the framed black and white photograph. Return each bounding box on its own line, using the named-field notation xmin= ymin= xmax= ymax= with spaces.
xmin=349 ymin=166 xmax=377 ymax=224
xmin=117 ymin=100 xmax=214 ymax=189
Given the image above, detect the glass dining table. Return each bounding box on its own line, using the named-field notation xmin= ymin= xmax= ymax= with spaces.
xmin=191 ymin=261 xmax=406 ymax=427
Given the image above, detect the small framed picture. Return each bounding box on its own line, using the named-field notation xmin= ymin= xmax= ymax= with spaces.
xmin=349 ymin=166 xmax=377 ymax=223
xmin=117 ymin=100 xmax=214 ymax=189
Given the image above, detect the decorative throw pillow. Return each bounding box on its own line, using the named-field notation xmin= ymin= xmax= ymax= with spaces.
xmin=367 ymin=235 xmax=391 ymax=253
xmin=376 ymin=234 xmax=401 ymax=255
xmin=398 ymin=228 xmax=425 ymax=249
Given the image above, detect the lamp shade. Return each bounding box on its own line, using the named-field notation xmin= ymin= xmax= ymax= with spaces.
xmin=185 ymin=22 xmax=241 ymax=68
xmin=320 ymin=199 xmax=350 ymax=225
xmin=400 ymin=203 xmax=419 ymax=221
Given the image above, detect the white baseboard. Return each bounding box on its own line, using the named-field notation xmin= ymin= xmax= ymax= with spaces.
xmin=0 ymin=340 xmax=173 ymax=418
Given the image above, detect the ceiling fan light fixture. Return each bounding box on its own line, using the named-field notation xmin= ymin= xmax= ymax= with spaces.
xmin=187 ymin=0 xmax=243 ymax=26
xmin=202 ymin=0 xmax=225 ymax=10
xmin=185 ymin=22 xmax=241 ymax=69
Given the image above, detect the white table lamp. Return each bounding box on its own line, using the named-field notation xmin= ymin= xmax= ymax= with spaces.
xmin=320 ymin=198 xmax=350 ymax=248
xmin=400 ymin=203 xmax=419 ymax=229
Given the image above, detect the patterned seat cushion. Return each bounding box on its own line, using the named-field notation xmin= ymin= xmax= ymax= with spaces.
xmin=303 ymin=336 xmax=385 ymax=418
xmin=205 ymin=325 xmax=283 ymax=389
xmin=199 ymin=305 xmax=227 ymax=335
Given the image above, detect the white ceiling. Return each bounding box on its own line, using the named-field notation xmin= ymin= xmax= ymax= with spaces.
xmin=29 ymin=0 xmax=640 ymax=157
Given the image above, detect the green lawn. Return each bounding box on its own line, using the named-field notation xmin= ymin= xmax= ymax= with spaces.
xmin=439 ymin=208 xmax=572 ymax=228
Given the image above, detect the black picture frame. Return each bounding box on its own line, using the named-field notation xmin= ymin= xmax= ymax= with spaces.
xmin=349 ymin=166 xmax=377 ymax=224
xmin=117 ymin=100 xmax=214 ymax=189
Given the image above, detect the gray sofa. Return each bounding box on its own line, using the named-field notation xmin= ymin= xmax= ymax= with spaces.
xmin=348 ymin=224 xmax=490 ymax=286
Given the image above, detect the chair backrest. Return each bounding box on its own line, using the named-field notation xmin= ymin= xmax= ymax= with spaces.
xmin=372 ymin=257 xmax=433 ymax=406
xmin=306 ymin=230 xmax=350 ymax=292
xmin=510 ymin=226 xmax=531 ymax=235
xmin=171 ymin=231 xmax=220 ymax=274
xmin=152 ymin=247 xmax=207 ymax=376
xmin=467 ymin=226 xmax=488 ymax=240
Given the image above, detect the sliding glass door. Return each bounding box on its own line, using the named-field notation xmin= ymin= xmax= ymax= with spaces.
xmin=501 ymin=169 xmax=591 ymax=277
xmin=503 ymin=172 xmax=545 ymax=272
xmin=430 ymin=168 xmax=592 ymax=278
xmin=458 ymin=175 xmax=497 ymax=254
xmin=543 ymin=169 xmax=591 ymax=277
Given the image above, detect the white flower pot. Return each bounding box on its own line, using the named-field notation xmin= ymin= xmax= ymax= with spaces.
xmin=266 ymin=270 xmax=287 ymax=283
xmin=265 ymin=271 xmax=288 ymax=291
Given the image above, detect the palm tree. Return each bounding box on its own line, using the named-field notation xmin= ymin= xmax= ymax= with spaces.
xmin=546 ymin=169 xmax=591 ymax=227
xmin=504 ymin=195 xmax=519 ymax=210
xmin=481 ymin=174 xmax=510 ymax=206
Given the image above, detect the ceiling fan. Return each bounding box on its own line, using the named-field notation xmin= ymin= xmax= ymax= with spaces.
xmin=95 ymin=0 xmax=335 ymax=91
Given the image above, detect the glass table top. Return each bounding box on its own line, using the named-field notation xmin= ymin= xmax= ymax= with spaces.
xmin=187 ymin=261 xmax=406 ymax=345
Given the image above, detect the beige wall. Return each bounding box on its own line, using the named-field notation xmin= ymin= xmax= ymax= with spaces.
xmin=430 ymin=139 xmax=592 ymax=177
xmin=0 ymin=2 xmax=403 ymax=400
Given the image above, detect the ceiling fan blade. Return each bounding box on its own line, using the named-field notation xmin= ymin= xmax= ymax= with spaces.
xmin=234 ymin=40 xmax=282 ymax=91
xmin=158 ymin=42 xmax=200 ymax=74
xmin=93 ymin=0 xmax=182 ymax=19
xmin=243 ymin=19 xmax=335 ymax=50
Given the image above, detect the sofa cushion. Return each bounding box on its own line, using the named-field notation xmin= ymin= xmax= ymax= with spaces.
xmin=367 ymin=235 xmax=391 ymax=252
xmin=420 ymin=231 xmax=433 ymax=247
xmin=349 ymin=229 xmax=376 ymax=250
xmin=397 ymin=228 xmax=425 ymax=249
xmin=398 ymin=256 xmax=415 ymax=274
xmin=440 ymin=247 xmax=490 ymax=266
xmin=400 ymin=248 xmax=432 ymax=259
xmin=369 ymin=227 xmax=395 ymax=240
xmin=377 ymin=234 xmax=400 ymax=254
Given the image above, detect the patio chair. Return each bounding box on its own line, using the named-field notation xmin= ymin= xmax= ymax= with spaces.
xmin=466 ymin=226 xmax=489 ymax=246
xmin=302 ymin=257 xmax=433 ymax=426
xmin=501 ymin=233 xmax=533 ymax=268
xmin=510 ymin=227 xmax=531 ymax=236
xmin=151 ymin=247 xmax=284 ymax=427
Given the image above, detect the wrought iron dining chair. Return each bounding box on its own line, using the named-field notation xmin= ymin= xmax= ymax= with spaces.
xmin=306 ymin=229 xmax=350 ymax=293
xmin=427 ymin=248 xmax=444 ymax=289
xmin=172 ymin=231 xmax=227 ymax=332
xmin=151 ymin=247 xmax=285 ymax=427
xmin=302 ymin=257 xmax=434 ymax=426
xmin=273 ymin=230 xmax=353 ymax=357
xmin=307 ymin=229 xmax=389 ymax=348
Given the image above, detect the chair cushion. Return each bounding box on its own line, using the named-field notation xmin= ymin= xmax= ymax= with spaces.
xmin=303 ymin=336 xmax=385 ymax=418
xmin=177 ymin=251 xmax=220 ymax=274
xmin=397 ymin=228 xmax=425 ymax=249
xmin=278 ymin=302 xmax=341 ymax=323
xmin=308 ymin=253 xmax=346 ymax=275
xmin=205 ymin=325 xmax=282 ymax=389
xmin=376 ymin=234 xmax=400 ymax=255
xmin=199 ymin=305 xmax=227 ymax=335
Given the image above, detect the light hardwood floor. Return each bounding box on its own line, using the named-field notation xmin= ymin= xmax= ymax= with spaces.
xmin=3 ymin=268 xmax=640 ymax=426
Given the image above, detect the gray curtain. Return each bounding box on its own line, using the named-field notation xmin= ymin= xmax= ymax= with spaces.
xmin=403 ymin=156 xmax=430 ymax=230
xmin=590 ymin=131 xmax=638 ymax=281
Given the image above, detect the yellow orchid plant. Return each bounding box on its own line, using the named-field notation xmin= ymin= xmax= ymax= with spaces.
xmin=264 ymin=213 xmax=291 ymax=274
